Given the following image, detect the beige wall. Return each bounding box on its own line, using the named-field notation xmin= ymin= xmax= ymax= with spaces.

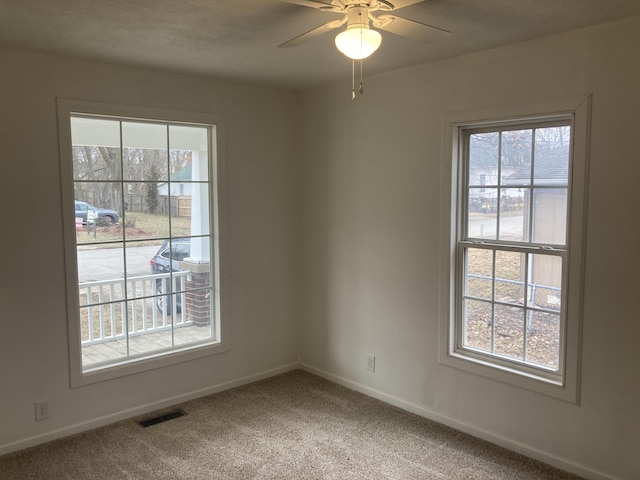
xmin=300 ymin=16 xmax=640 ymax=480
xmin=0 ymin=48 xmax=302 ymax=450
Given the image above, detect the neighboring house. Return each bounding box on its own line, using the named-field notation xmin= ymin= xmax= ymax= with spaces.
xmin=503 ymin=149 xmax=569 ymax=246
xmin=157 ymin=165 xmax=193 ymax=197
xmin=468 ymin=166 xmax=522 ymax=213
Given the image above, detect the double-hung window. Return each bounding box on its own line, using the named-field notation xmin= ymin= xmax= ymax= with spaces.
xmin=460 ymin=120 xmax=570 ymax=375
xmin=58 ymin=100 xmax=226 ymax=386
xmin=440 ymin=97 xmax=590 ymax=402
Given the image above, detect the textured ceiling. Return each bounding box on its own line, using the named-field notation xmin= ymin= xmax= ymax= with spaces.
xmin=0 ymin=0 xmax=639 ymax=90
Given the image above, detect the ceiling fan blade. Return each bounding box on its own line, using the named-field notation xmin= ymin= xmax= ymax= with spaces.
xmin=283 ymin=0 xmax=345 ymax=11
xmin=283 ymin=0 xmax=333 ymax=9
xmin=278 ymin=19 xmax=346 ymax=48
xmin=374 ymin=14 xmax=450 ymax=42
xmin=385 ymin=0 xmax=427 ymax=9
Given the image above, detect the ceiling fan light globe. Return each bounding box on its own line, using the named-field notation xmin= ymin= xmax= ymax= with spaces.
xmin=335 ymin=28 xmax=382 ymax=60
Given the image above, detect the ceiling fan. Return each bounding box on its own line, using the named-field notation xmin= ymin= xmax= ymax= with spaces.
xmin=278 ymin=0 xmax=450 ymax=98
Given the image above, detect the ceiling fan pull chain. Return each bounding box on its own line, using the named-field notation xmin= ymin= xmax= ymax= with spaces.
xmin=359 ymin=59 xmax=364 ymax=95
xmin=351 ymin=58 xmax=356 ymax=100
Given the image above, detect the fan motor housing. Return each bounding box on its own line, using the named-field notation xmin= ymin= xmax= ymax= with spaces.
xmin=345 ymin=6 xmax=371 ymax=29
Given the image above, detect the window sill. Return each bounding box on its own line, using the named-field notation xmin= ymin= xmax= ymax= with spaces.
xmin=439 ymin=349 xmax=578 ymax=403
xmin=71 ymin=341 xmax=227 ymax=388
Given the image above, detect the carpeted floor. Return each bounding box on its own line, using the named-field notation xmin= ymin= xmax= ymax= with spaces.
xmin=0 ymin=370 xmax=584 ymax=479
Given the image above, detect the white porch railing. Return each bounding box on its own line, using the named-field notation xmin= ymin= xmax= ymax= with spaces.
xmin=79 ymin=272 xmax=190 ymax=345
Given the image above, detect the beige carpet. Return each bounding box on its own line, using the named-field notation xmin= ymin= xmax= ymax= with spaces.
xmin=0 ymin=370 xmax=584 ymax=479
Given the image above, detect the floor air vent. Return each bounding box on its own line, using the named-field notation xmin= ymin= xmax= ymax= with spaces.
xmin=137 ymin=409 xmax=186 ymax=428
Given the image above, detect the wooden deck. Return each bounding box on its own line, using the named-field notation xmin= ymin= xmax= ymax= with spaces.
xmin=82 ymin=323 xmax=214 ymax=368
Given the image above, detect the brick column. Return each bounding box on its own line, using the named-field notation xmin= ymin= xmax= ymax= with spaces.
xmin=181 ymin=261 xmax=211 ymax=327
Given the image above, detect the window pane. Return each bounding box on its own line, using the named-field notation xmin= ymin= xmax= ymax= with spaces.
xmin=151 ymin=280 xmax=179 ymax=321
xmin=465 ymin=248 xmax=493 ymax=300
xmin=176 ymin=287 xmax=215 ymax=347
xmin=175 ymin=311 xmax=215 ymax=347
xmin=529 ymin=254 xmax=563 ymax=312
xmin=469 ymin=132 xmax=499 ymax=175
xmin=125 ymin=299 xmax=174 ymax=356
xmin=533 ymin=126 xmax=570 ymax=186
xmin=74 ymin=182 xmax=123 ymax=244
xmin=77 ymin=243 xmax=124 ymax=287
xmin=122 ymin=147 xmax=169 ymax=183
xmin=169 ymin=125 xmax=209 ymax=180
xmin=532 ymin=188 xmax=567 ymax=245
xmin=494 ymin=305 xmax=525 ymax=360
xmin=80 ymin=302 xmax=128 ymax=367
xmin=171 ymin=184 xmax=210 ymax=237
xmin=498 ymin=188 xmax=526 ymax=241
xmin=126 ymin=296 xmax=156 ymax=334
xmin=494 ymin=250 xmax=524 ymax=306
xmin=81 ymin=302 xmax=127 ymax=342
xmin=467 ymin=188 xmax=497 ymax=239
xmin=122 ymin=182 xmax=171 ymax=241
xmin=122 ymin=122 xmax=167 ymax=150
xmin=169 ymin=125 xmax=208 ymax=149
xmin=71 ymin=118 xmax=121 ymax=183
xmin=183 ymin=237 xmax=211 ymax=270
xmin=526 ymin=311 xmax=560 ymax=370
xmin=463 ymin=299 xmax=492 ymax=353
xmin=72 ymin=145 xmax=123 ymax=183
xmin=71 ymin=117 xmax=120 ymax=147
xmin=500 ymin=129 xmax=532 ymax=185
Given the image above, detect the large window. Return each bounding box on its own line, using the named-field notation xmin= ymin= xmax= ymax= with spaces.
xmin=440 ymin=97 xmax=590 ymax=402
xmin=58 ymin=100 xmax=226 ymax=386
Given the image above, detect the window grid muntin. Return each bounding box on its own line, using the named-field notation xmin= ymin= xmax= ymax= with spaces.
xmin=458 ymin=242 xmax=566 ymax=373
xmin=456 ymin=117 xmax=572 ymax=379
xmin=464 ymin=125 xmax=570 ymax=246
xmin=71 ymin=113 xmax=216 ymax=370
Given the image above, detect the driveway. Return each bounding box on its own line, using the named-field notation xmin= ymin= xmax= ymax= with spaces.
xmin=77 ymin=244 xmax=160 ymax=282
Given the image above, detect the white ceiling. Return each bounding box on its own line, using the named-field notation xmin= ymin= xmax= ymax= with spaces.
xmin=1 ymin=0 xmax=639 ymax=90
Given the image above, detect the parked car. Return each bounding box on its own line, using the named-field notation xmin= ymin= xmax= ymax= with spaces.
xmin=149 ymin=238 xmax=190 ymax=313
xmin=75 ymin=200 xmax=120 ymax=226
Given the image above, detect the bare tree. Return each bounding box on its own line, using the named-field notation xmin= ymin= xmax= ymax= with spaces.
xmin=73 ymin=145 xmax=193 ymax=212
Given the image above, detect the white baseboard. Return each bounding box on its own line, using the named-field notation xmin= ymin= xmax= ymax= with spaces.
xmin=301 ymin=363 xmax=619 ymax=480
xmin=0 ymin=362 xmax=300 ymax=457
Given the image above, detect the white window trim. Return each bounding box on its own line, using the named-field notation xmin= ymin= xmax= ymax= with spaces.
xmin=57 ymin=98 xmax=229 ymax=387
xmin=438 ymin=95 xmax=591 ymax=403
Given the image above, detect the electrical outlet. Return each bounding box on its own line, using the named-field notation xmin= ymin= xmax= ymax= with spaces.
xmin=366 ymin=354 xmax=375 ymax=372
xmin=34 ymin=400 xmax=49 ymax=421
